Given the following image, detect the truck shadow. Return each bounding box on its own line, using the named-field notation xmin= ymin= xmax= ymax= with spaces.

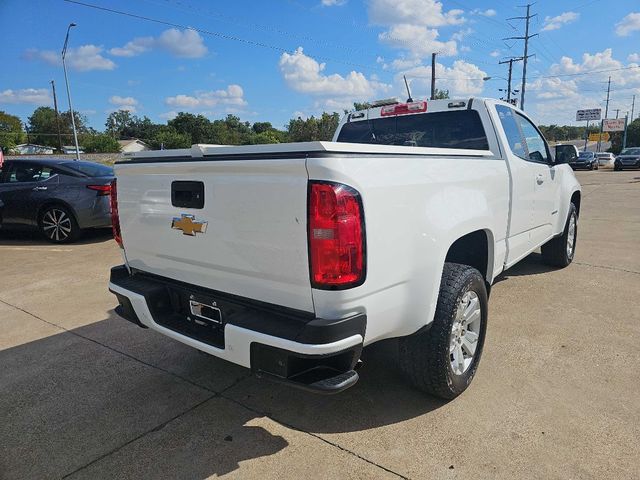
xmin=494 ymin=252 xmax=558 ymax=283
xmin=0 ymin=311 xmax=444 ymax=479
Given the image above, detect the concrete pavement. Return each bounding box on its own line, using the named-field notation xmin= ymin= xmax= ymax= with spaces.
xmin=1 ymin=170 xmax=638 ymax=479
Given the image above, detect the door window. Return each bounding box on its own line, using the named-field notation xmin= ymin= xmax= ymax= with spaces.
xmin=5 ymin=164 xmax=54 ymax=183
xmin=496 ymin=105 xmax=550 ymax=163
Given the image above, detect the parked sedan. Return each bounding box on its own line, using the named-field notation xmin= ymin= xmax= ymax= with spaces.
xmin=569 ymin=151 xmax=599 ymax=170
xmin=614 ymin=147 xmax=640 ymax=171
xmin=0 ymin=159 xmax=113 ymax=243
xmin=596 ymin=152 xmax=615 ymax=167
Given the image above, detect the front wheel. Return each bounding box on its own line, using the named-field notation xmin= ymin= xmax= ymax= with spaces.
xmin=399 ymin=263 xmax=488 ymax=400
xmin=541 ymin=203 xmax=577 ymax=268
xmin=39 ymin=205 xmax=81 ymax=243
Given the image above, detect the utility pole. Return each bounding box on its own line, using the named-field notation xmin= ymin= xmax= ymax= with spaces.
xmin=615 ymin=109 xmax=620 ymax=119
xmin=61 ymin=22 xmax=80 ymax=161
xmin=631 ymin=95 xmax=636 ymax=122
xmin=623 ymin=114 xmax=629 ymax=149
xmin=505 ymin=4 xmax=537 ymax=110
xmin=50 ymin=80 xmax=63 ymax=153
xmin=430 ymin=52 xmax=437 ymax=100
xmin=499 ymin=57 xmax=523 ymax=103
xmin=597 ymin=76 xmax=611 ymax=152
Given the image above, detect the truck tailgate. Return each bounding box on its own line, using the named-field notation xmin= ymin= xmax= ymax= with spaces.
xmin=115 ymin=159 xmax=313 ymax=312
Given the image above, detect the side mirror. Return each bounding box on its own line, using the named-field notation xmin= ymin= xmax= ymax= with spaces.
xmin=555 ymin=144 xmax=578 ymax=164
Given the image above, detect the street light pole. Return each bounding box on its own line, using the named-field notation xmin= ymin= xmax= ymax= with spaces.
xmin=62 ymin=22 xmax=80 ymax=161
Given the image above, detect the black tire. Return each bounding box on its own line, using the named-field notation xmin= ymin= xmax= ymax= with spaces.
xmin=541 ymin=203 xmax=577 ymax=268
xmin=594 ymin=162 xmax=599 ymax=170
xmin=614 ymin=164 xmax=621 ymax=171
xmin=399 ymin=263 xmax=488 ymax=400
xmin=588 ymin=163 xmax=594 ymax=170
xmin=39 ymin=205 xmax=81 ymax=243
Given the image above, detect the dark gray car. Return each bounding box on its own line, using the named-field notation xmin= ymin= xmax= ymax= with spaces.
xmin=0 ymin=159 xmax=113 ymax=243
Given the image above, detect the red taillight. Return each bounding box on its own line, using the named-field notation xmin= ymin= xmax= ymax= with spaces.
xmin=110 ymin=179 xmax=123 ymax=248
xmin=308 ymin=181 xmax=365 ymax=289
xmin=87 ymin=184 xmax=111 ymax=196
xmin=380 ymin=101 xmax=427 ymax=116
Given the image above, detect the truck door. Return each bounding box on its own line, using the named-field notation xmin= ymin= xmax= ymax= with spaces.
xmin=493 ymin=105 xmax=537 ymax=265
xmin=512 ymin=113 xmax=561 ymax=246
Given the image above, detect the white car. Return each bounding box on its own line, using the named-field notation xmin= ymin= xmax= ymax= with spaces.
xmin=596 ymin=152 xmax=615 ymax=167
xmin=108 ymin=98 xmax=581 ymax=400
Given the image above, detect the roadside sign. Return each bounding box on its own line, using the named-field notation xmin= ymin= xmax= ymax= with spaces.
xmin=576 ymin=109 xmax=601 ymax=121
xmin=589 ymin=132 xmax=610 ymax=142
xmin=602 ymin=118 xmax=625 ymax=132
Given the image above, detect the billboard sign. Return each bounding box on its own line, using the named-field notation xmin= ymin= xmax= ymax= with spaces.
xmin=602 ymin=118 xmax=625 ymax=132
xmin=576 ymin=109 xmax=601 ymax=121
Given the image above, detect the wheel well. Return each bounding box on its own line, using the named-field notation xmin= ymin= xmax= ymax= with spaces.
xmin=37 ymin=201 xmax=78 ymax=225
xmin=445 ymin=230 xmax=490 ymax=281
xmin=571 ymin=191 xmax=581 ymax=216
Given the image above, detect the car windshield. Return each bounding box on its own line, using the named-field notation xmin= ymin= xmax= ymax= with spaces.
xmin=578 ymin=152 xmax=593 ymax=158
xmin=62 ymin=161 xmax=113 ymax=177
xmin=620 ymin=148 xmax=640 ymax=155
xmin=336 ymin=110 xmax=490 ymax=150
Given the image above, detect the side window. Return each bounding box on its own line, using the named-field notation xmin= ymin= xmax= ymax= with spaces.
xmin=515 ymin=114 xmax=550 ymax=163
xmin=496 ymin=105 xmax=527 ymax=158
xmin=6 ymin=164 xmax=54 ymax=183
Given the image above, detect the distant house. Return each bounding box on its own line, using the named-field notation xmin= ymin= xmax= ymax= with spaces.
xmin=10 ymin=144 xmax=54 ymax=155
xmin=118 ymin=139 xmax=150 ymax=153
xmin=63 ymin=145 xmax=85 ymax=154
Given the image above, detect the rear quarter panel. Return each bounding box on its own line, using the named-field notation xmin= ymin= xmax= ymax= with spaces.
xmin=306 ymin=154 xmax=510 ymax=344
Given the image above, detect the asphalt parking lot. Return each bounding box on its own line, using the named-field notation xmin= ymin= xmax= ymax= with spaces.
xmin=1 ymin=170 xmax=639 ymax=480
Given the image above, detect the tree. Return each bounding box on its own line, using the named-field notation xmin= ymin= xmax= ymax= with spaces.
xmin=353 ymin=102 xmax=372 ymax=111
xmin=27 ymin=107 xmax=88 ymax=148
xmin=252 ymin=121 xmax=273 ymax=134
xmin=0 ymin=111 xmax=26 ymax=152
xmin=433 ymin=89 xmax=450 ymax=99
xmin=105 ymin=110 xmax=136 ymax=139
xmin=287 ymin=112 xmax=340 ymax=142
xmin=148 ymin=127 xmax=191 ymax=150
xmin=168 ymin=113 xmax=213 ymax=144
xmin=81 ymin=133 xmax=121 ymax=153
xmin=625 ymin=118 xmax=640 ymax=148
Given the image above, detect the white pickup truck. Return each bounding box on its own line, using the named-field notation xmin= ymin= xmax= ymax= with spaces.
xmin=109 ymin=98 xmax=581 ymax=399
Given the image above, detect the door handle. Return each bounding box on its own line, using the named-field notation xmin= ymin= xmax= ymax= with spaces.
xmin=32 ymin=186 xmax=47 ymax=191
xmin=536 ymin=174 xmax=544 ymax=185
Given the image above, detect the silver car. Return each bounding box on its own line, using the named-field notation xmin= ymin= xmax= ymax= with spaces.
xmin=596 ymin=152 xmax=615 ymax=167
xmin=0 ymin=159 xmax=113 ymax=243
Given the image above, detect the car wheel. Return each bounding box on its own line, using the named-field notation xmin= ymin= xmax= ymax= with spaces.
xmin=541 ymin=203 xmax=577 ymax=268
xmin=595 ymin=162 xmax=599 ymax=170
xmin=614 ymin=165 xmax=621 ymax=171
xmin=589 ymin=163 xmax=594 ymax=170
xmin=399 ymin=263 xmax=488 ymax=400
xmin=39 ymin=205 xmax=81 ymax=243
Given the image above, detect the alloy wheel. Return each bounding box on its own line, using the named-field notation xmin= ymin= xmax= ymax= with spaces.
xmin=449 ymin=290 xmax=482 ymax=375
xmin=42 ymin=208 xmax=72 ymax=242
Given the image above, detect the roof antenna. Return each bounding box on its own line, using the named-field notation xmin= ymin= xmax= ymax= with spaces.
xmin=403 ymin=75 xmax=414 ymax=103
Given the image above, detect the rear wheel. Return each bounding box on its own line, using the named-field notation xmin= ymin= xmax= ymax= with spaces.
xmin=399 ymin=263 xmax=488 ymax=399
xmin=541 ymin=203 xmax=577 ymax=268
xmin=39 ymin=205 xmax=81 ymax=243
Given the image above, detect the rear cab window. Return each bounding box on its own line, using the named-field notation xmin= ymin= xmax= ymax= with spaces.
xmin=337 ymin=108 xmax=490 ymax=150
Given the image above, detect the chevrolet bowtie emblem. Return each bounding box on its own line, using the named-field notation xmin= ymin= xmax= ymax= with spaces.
xmin=171 ymin=214 xmax=208 ymax=236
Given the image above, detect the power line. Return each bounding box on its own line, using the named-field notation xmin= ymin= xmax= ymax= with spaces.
xmin=504 ymin=3 xmax=537 ymax=110
xmin=63 ymin=0 xmax=381 ymax=72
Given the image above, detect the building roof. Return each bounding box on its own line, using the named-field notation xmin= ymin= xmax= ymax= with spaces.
xmin=117 ymin=139 xmax=149 ymax=147
xmin=14 ymin=143 xmax=52 ymax=149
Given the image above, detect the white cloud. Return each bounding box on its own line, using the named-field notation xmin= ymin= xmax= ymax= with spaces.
xmin=109 ymin=95 xmax=139 ymax=113
xmin=541 ymin=12 xmax=579 ymax=31
xmin=321 ymin=0 xmax=346 ymax=5
xmin=367 ymin=0 xmax=462 ymax=62
xmin=165 ymin=85 xmax=247 ymax=111
xmin=380 ymin=24 xmax=457 ymax=57
xmin=0 ymin=88 xmax=51 ymax=105
xmin=399 ymin=60 xmax=488 ymax=97
xmin=628 ymin=53 xmax=640 ymax=62
xmin=471 ymin=8 xmax=497 ymax=17
xmin=25 ymin=45 xmax=115 ymax=71
xmin=368 ymin=0 xmax=464 ymax=27
xmin=159 ymin=111 xmax=178 ymax=120
xmin=110 ymin=28 xmax=208 ymax=58
xmin=278 ymin=47 xmax=391 ymax=110
xmin=490 ymin=50 xmax=500 ymax=58
xmin=615 ymin=12 xmax=640 ymax=37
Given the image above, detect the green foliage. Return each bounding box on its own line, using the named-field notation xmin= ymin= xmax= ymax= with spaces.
xmin=287 ymin=112 xmax=341 ymax=142
xmin=148 ymin=127 xmax=192 ymax=150
xmin=538 ymin=124 xmax=599 ymax=142
xmin=625 ymin=118 xmax=640 ymax=148
xmin=433 ymin=89 xmax=450 ymax=99
xmin=0 ymin=111 xmax=26 ymax=152
xmin=27 ymin=107 xmax=88 ymax=148
xmin=352 ymin=102 xmax=372 ymax=111
xmin=81 ymin=133 xmax=121 ymax=153
xmin=105 ymin=110 xmax=135 ymax=138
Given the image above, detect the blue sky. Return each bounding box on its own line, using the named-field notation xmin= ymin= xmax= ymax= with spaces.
xmin=1 ymin=0 xmax=640 ymax=131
